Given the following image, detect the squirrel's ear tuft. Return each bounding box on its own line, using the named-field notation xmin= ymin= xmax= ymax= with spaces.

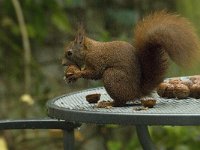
xmin=74 ymin=24 xmax=85 ymax=46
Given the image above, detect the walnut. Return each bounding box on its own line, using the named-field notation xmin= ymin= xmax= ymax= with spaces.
xmin=193 ymin=79 xmax=200 ymax=84
xmin=190 ymin=83 xmax=200 ymax=98
xmin=163 ymin=84 xmax=175 ymax=98
xmin=157 ymin=76 xmax=200 ymax=99
xmin=65 ymin=65 xmax=80 ymax=78
xmin=157 ymin=82 xmax=169 ymax=97
xmin=180 ymin=79 xmax=193 ymax=88
xmin=173 ymin=84 xmax=190 ymax=99
xmin=189 ymin=75 xmax=200 ymax=84
xmin=168 ymin=78 xmax=181 ymax=84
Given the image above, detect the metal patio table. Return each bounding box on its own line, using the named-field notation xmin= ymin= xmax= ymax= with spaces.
xmin=47 ymin=87 xmax=200 ymax=150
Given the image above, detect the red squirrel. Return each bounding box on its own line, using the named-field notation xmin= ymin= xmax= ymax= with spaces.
xmin=62 ymin=11 xmax=200 ymax=106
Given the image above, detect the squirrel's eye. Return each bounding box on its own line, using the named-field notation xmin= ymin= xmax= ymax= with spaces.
xmin=67 ymin=50 xmax=73 ymax=56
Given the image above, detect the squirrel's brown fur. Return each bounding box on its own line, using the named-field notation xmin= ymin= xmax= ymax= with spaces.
xmin=62 ymin=11 xmax=200 ymax=106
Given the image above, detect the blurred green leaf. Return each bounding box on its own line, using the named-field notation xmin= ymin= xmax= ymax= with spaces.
xmin=107 ymin=140 xmax=122 ymax=150
xmin=26 ymin=24 xmax=36 ymax=38
xmin=108 ymin=9 xmax=137 ymax=26
xmin=65 ymin=0 xmax=86 ymax=8
xmin=51 ymin=12 xmax=72 ymax=33
xmin=1 ymin=16 xmax=14 ymax=27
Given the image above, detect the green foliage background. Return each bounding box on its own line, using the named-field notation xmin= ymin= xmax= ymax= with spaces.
xmin=0 ymin=0 xmax=200 ymax=150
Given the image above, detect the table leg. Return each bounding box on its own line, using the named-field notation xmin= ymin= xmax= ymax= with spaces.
xmin=63 ymin=129 xmax=74 ymax=150
xmin=136 ymin=125 xmax=157 ymax=150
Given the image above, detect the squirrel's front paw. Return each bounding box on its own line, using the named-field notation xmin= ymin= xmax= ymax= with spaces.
xmin=64 ymin=65 xmax=81 ymax=83
xmin=67 ymin=72 xmax=82 ymax=83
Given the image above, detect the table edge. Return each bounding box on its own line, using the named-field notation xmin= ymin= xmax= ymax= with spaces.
xmin=46 ymin=88 xmax=200 ymax=126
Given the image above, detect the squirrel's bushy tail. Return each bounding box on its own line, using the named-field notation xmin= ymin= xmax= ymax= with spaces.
xmin=134 ymin=11 xmax=200 ymax=96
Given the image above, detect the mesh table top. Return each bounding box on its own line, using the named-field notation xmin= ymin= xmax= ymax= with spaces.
xmin=47 ymin=87 xmax=200 ymax=125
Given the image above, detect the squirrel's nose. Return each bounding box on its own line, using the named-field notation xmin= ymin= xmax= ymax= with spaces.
xmin=62 ymin=58 xmax=67 ymax=66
